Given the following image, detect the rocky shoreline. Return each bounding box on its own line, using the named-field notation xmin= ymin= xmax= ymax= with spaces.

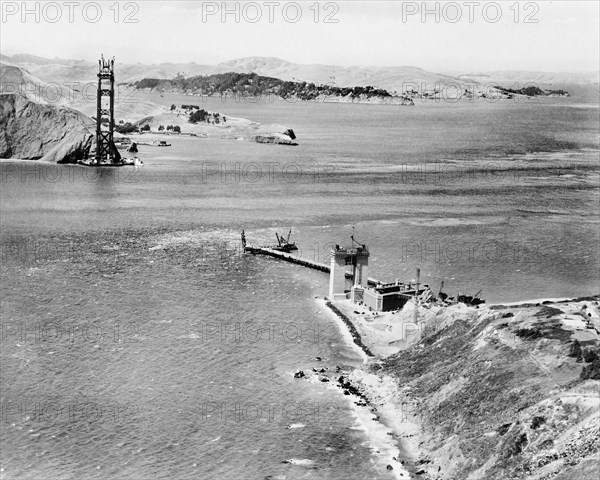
xmin=292 ymin=357 xmax=414 ymax=478
xmin=325 ymin=300 xmax=375 ymax=357
xmin=302 ymin=295 xmax=600 ymax=480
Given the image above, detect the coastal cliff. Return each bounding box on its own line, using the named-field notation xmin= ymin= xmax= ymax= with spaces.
xmin=338 ymin=298 xmax=600 ymax=480
xmin=0 ymin=93 xmax=94 ymax=163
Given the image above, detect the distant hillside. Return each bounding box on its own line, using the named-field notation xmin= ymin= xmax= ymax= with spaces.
xmin=8 ymin=54 xmax=77 ymax=66
xmin=493 ymin=85 xmax=570 ymax=98
xmin=0 ymin=64 xmax=73 ymax=106
xmin=215 ymin=57 xmax=466 ymax=93
xmin=2 ymin=54 xmax=467 ymax=91
xmin=455 ymin=70 xmax=599 ymax=87
xmin=0 ymin=55 xmax=214 ymax=83
xmin=3 ymin=54 xmax=595 ymax=98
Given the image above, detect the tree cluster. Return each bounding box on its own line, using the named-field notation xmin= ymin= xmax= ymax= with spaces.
xmin=134 ymin=72 xmax=394 ymax=100
xmin=115 ymin=122 xmax=139 ymax=134
xmin=189 ymin=109 xmax=209 ymax=123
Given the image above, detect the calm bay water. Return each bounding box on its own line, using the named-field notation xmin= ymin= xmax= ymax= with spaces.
xmin=1 ymin=96 xmax=599 ymax=479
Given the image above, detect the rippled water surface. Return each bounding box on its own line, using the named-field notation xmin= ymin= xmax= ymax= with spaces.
xmin=1 ymin=97 xmax=598 ymax=479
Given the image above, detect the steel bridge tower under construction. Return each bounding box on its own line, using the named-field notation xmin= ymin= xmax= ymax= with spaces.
xmin=95 ymin=55 xmax=120 ymax=164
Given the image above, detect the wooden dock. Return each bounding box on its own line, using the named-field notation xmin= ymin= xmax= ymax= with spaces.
xmin=244 ymin=246 xmax=380 ymax=286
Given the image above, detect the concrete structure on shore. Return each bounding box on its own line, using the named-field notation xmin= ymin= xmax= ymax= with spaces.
xmin=356 ymin=281 xmax=428 ymax=312
xmin=329 ymin=241 xmax=369 ymax=300
xmin=328 ymin=239 xmax=430 ymax=311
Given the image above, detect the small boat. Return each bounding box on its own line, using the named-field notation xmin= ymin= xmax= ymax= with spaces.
xmin=114 ymin=137 xmax=132 ymax=149
xmin=77 ymin=158 xmax=142 ymax=167
xmin=150 ymin=140 xmax=171 ymax=147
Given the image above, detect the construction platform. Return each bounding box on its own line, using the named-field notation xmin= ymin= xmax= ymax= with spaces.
xmin=243 ymin=245 xmax=381 ymax=287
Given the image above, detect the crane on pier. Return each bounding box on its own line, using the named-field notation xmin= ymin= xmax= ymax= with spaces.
xmin=274 ymin=229 xmax=298 ymax=252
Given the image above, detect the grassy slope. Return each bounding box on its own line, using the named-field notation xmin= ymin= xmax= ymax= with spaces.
xmin=375 ymin=299 xmax=600 ymax=480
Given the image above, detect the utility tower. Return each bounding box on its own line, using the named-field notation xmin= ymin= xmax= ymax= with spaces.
xmin=95 ymin=55 xmax=120 ymax=164
xmin=414 ymin=267 xmax=420 ymax=324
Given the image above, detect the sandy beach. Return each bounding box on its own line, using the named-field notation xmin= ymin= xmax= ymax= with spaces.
xmin=307 ymin=297 xmax=414 ymax=478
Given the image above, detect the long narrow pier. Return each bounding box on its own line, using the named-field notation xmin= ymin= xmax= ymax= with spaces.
xmin=245 ymin=246 xmax=380 ymax=286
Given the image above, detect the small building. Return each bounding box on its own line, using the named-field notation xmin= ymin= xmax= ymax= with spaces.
xmin=354 ymin=281 xmax=428 ymax=312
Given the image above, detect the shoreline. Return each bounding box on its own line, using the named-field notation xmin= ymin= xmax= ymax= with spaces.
xmin=317 ymin=297 xmax=370 ymax=364
xmin=323 ymin=298 xmax=375 ymax=358
xmin=313 ymin=297 xmax=415 ymax=478
xmin=315 ymin=293 xmax=600 ymax=479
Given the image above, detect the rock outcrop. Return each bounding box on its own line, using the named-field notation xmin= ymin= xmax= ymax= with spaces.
xmin=0 ymin=93 xmax=94 ymax=163
xmin=252 ymin=125 xmax=298 ymax=145
xmin=254 ymin=133 xmax=298 ymax=146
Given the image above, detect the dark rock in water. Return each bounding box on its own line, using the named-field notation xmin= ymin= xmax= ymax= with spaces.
xmin=283 ymin=128 xmax=296 ymax=140
xmin=294 ymin=370 xmax=305 ymax=378
xmin=254 ymin=134 xmax=298 ymax=146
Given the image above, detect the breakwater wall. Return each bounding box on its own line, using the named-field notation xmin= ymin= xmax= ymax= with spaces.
xmin=325 ymin=300 xmax=375 ymax=357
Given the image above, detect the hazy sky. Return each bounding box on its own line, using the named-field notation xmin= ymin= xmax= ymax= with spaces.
xmin=1 ymin=1 xmax=598 ymax=72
